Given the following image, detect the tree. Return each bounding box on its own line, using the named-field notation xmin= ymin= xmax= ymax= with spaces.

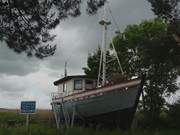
xmin=168 ymin=99 xmax=180 ymax=128
xmin=83 ymin=48 xmax=101 ymax=78
xmin=83 ymin=19 xmax=180 ymax=126
xmin=147 ymin=0 xmax=180 ymax=39
xmin=0 ymin=0 xmax=106 ymax=58
xmin=112 ymin=19 xmax=180 ymax=126
xmin=147 ymin=0 xmax=180 ymax=21
xmin=83 ymin=47 xmax=115 ymax=80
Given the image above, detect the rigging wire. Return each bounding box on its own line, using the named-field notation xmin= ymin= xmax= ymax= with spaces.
xmin=107 ymin=3 xmax=124 ymax=74
xmin=107 ymin=4 xmax=120 ymax=33
xmin=97 ymin=43 xmax=103 ymax=86
xmin=111 ymin=38 xmax=124 ymax=74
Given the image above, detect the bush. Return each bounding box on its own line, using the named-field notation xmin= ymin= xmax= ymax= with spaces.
xmin=167 ymin=100 xmax=180 ymax=128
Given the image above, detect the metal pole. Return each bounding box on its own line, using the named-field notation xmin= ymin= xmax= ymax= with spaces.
xmin=52 ymin=103 xmax=60 ymax=129
xmin=100 ymin=5 xmax=110 ymax=86
xmin=26 ymin=114 xmax=30 ymax=134
xmin=111 ymin=38 xmax=124 ymax=74
xmin=61 ymin=100 xmax=69 ymax=129
xmin=97 ymin=42 xmax=103 ymax=87
xmin=70 ymin=103 xmax=76 ymax=128
xmin=102 ymin=25 xmax=107 ymax=86
xmin=26 ymin=114 xmax=29 ymax=127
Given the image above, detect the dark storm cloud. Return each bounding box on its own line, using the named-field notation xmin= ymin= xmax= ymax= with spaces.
xmin=0 ymin=42 xmax=40 ymax=76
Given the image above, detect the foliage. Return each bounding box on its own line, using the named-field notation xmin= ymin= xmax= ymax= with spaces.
xmin=83 ymin=48 xmax=101 ymax=78
xmin=167 ymin=99 xmax=180 ymax=128
xmin=0 ymin=112 xmax=25 ymax=125
xmin=134 ymin=109 xmax=171 ymax=129
xmin=0 ymin=111 xmax=180 ymax=134
xmin=0 ymin=0 xmax=106 ymax=58
xmin=147 ymin=0 xmax=180 ymax=21
xmin=147 ymin=0 xmax=180 ymax=38
xmin=112 ymin=19 xmax=180 ymax=126
xmin=0 ymin=124 xmax=180 ymax=135
xmin=0 ymin=110 xmax=54 ymax=126
xmin=83 ymin=47 xmax=115 ymax=80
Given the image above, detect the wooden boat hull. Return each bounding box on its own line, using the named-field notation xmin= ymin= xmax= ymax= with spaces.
xmin=52 ymin=77 xmax=144 ymax=129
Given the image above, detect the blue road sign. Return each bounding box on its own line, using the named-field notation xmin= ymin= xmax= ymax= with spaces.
xmin=20 ymin=101 xmax=36 ymax=114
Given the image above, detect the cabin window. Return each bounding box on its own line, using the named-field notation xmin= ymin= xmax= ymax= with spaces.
xmin=74 ymin=79 xmax=83 ymax=90
xmin=85 ymin=80 xmax=94 ymax=90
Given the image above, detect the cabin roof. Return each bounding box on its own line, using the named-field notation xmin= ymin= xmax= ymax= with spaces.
xmin=54 ymin=75 xmax=96 ymax=86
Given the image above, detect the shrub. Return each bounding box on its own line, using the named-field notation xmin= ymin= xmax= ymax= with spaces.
xmin=168 ymin=100 xmax=180 ymax=128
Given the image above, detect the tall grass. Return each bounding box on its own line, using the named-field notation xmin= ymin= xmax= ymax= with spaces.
xmin=0 ymin=125 xmax=180 ymax=135
xmin=0 ymin=111 xmax=180 ymax=135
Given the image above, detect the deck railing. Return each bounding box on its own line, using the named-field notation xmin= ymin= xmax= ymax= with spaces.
xmin=51 ymin=92 xmax=64 ymax=101
xmin=51 ymin=90 xmax=86 ymax=102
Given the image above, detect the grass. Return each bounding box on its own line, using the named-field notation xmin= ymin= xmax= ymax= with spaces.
xmin=0 ymin=125 xmax=180 ymax=135
xmin=0 ymin=124 xmax=58 ymax=135
xmin=0 ymin=111 xmax=180 ymax=135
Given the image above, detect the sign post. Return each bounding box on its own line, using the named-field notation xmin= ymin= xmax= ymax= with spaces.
xmin=20 ymin=101 xmax=36 ymax=134
xmin=26 ymin=114 xmax=30 ymax=133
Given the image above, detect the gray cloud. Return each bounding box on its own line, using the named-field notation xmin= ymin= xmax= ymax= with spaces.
xmin=0 ymin=72 xmax=56 ymax=109
xmin=44 ymin=0 xmax=154 ymax=75
xmin=0 ymin=75 xmax=27 ymax=105
xmin=0 ymin=77 xmax=26 ymax=93
xmin=0 ymin=42 xmax=41 ymax=76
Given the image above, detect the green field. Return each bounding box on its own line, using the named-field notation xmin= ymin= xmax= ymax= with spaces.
xmin=0 ymin=124 xmax=180 ymax=135
xmin=0 ymin=110 xmax=180 ymax=135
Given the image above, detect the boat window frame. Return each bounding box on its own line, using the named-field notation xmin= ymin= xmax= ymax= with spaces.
xmin=62 ymin=83 xmax=67 ymax=92
xmin=74 ymin=79 xmax=83 ymax=90
xmin=85 ymin=79 xmax=94 ymax=90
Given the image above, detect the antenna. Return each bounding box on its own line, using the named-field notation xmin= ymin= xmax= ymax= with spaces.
xmin=64 ymin=61 xmax=67 ymax=77
xmin=63 ymin=61 xmax=67 ymax=92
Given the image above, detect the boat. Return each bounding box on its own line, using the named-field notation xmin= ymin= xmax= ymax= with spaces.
xmin=51 ymin=75 xmax=144 ymax=129
xmin=51 ymin=4 xmax=145 ymax=129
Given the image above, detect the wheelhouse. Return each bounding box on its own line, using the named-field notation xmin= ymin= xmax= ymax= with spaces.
xmin=54 ymin=75 xmax=97 ymax=94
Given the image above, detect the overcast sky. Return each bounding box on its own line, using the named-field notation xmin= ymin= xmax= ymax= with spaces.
xmin=0 ymin=0 xmax=156 ymax=109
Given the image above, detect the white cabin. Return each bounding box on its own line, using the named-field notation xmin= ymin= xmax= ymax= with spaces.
xmin=54 ymin=75 xmax=97 ymax=94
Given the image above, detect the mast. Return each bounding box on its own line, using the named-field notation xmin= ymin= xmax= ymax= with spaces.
xmin=99 ymin=5 xmax=111 ymax=86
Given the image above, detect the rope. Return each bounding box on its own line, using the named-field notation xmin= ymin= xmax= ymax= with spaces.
xmin=107 ymin=4 xmax=120 ymax=33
